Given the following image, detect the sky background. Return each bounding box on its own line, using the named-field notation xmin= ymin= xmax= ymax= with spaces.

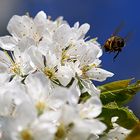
xmin=0 ymin=0 xmax=140 ymax=117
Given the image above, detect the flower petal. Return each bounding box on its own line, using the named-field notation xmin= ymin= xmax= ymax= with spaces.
xmin=28 ymin=46 xmax=44 ymax=69
xmin=7 ymin=15 xmax=34 ymax=39
xmin=56 ymin=65 xmax=74 ymax=86
xmin=80 ymin=96 xmax=102 ymax=118
xmin=86 ymin=68 xmax=114 ymax=81
xmin=0 ymin=36 xmax=17 ymax=51
xmin=77 ymin=23 xmax=90 ymax=39
xmin=53 ymin=24 xmax=73 ymax=47
xmin=34 ymin=11 xmax=47 ymax=26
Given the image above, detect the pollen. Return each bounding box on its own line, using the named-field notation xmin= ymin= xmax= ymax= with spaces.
xmin=81 ymin=65 xmax=90 ymax=79
xmin=44 ymin=67 xmax=56 ymax=80
xmin=55 ymin=123 xmax=66 ymax=139
xmin=36 ymin=100 xmax=46 ymax=116
xmin=20 ymin=129 xmax=33 ymax=140
xmin=55 ymin=122 xmax=74 ymax=140
xmin=10 ymin=63 xmax=21 ymax=75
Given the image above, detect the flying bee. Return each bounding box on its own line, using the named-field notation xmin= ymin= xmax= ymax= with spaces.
xmin=103 ymin=22 xmax=132 ymax=60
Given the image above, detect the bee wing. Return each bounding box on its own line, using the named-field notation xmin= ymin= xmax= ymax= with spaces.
xmin=112 ymin=22 xmax=125 ymax=36
xmin=124 ymin=31 xmax=133 ymax=42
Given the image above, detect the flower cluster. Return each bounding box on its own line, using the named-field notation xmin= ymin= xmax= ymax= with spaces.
xmin=0 ymin=11 xmax=131 ymax=140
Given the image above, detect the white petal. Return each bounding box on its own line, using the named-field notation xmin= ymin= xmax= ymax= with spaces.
xmin=45 ymin=51 xmax=59 ymax=67
xmin=53 ymin=24 xmax=73 ymax=47
xmin=0 ymin=82 xmax=36 ymax=121
xmin=7 ymin=15 xmax=34 ymax=39
xmin=17 ymin=37 xmax=35 ymax=53
xmin=73 ymin=22 xmax=79 ymax=29
xmin=0 ymin=73 xmax=11 ymax=83
xmin=31 ymin=117 xmax=56 ymax=140
xmin=90 ymin=119 xmax=106 ymax=135
xmin=60 ymin=105 xmax=78 ymax=125
xmin=38 ymin=37 xmax=52 ymax=55
xmin=80 ymin=41 xmax=101 ymax=65
xmin=50 ymin=87 xmax=69 ymax=101
xmin=49 ymin=83 xmax=80 ymax=108
xmin=0 ymin=50 xmax=11 ymax=66
xmin=0 ymin=36 xmax=17 ymax=51
xmin=89 ymin=39 xmax=102 ymax=58
xmin=80 ymin=96 xmax=102 ymax=118
xmin=56 ymin=65 xmax=74 ymax=86
xmin=68 ymin=80 xmax=81 ymax=104
xmin=28 ymin=46 xmax=44 ymax=69
xmin=0 ymin=62 xmax=9 ymax=73
xmin=77 ymin=23 xmax=90 ymax=39
xmin=25 ymin=72 xmax=50 ymax=101
xmin=86 ymin=68 xmax=114 ymax=81
xmin=32 ymin=123 xmax=56 ymax=140
xmin=69 ymin=119 xmax=106 ymax=140
xmin=94 ymin=59 xmax=102 ymax=66
xmin=14 ymin=48 xmax=34 ymax=75
xmin=39 ymin=110 xmax=61 ymax=123
xmin=34 ymin=11 xmax=47 ymax=26
xmin=80 ymin=79 xmax=100 ymax=95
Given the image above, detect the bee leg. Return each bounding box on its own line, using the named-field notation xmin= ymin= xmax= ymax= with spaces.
xmin=113 ymin=51 xmax=120 ymax=61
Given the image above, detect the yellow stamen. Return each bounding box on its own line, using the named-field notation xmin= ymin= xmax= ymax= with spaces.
xmin=10 ymin=63 xmax=21 ymax=75
xmin=44 ymin=67 xmax=56 ymax=80
xmin=20 ymin=129 xmax=33 ymax=140
xmin=35 ymin=101 xmax=46 ymax=116
xmin=55 ymin=122 xmax=74 ymax=140
xmin=61 ymin=44 xmax=77 ymax=64
xmin=55 ymin=123 xmax=66 ymax=139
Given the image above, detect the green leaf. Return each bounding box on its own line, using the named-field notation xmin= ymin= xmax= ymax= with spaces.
xmin=125 ymin=122 xmax=140 ymax=140
xmin=99 ymin=79 xmax=140 ymax=106
xmin=99 ymin=104 xmax=139 ymax=131
xmin=99 ymin=79 xmax=133 ymax=92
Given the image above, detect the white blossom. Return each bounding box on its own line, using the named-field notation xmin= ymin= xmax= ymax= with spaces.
xmin=0 ymin=11 xmax=118 ymax=140
xmin=0 ymin=48 xmax=33 ymax=82
xmin=25 ymin=72 xmax=80 ymax=114
xmin=54 ymin=96 xmax=106 ymax=140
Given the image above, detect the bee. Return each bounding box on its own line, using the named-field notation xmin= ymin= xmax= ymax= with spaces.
xmin=103 ymin=23 xmax=132 ymax=60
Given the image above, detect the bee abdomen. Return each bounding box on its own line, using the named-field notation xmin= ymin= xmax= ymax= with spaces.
xmin=104 ymin=39 xmax=114 ymax=52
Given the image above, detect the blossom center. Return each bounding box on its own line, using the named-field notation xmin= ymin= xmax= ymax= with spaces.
xmin=81 ymin=64 xmax=96 ymax=79
xmin=20 ymin=129 xmax=33 ymax=140
xmin=35 ymin=100 xmax=46 ymax=116
xmin=55 ymin=122 xmax=74 ymax=139
xmin=33 ymin=32 xmax=43 ymax=45
xmin=55 ymin=123 xmax=66 ymax=139
xmin=61 ymin=44 xmax=77 ymax=64
xmin=10 ymin=63 xmax=21 ymax=75
xmin=44 ymin=67 xmax=56 ymax=80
